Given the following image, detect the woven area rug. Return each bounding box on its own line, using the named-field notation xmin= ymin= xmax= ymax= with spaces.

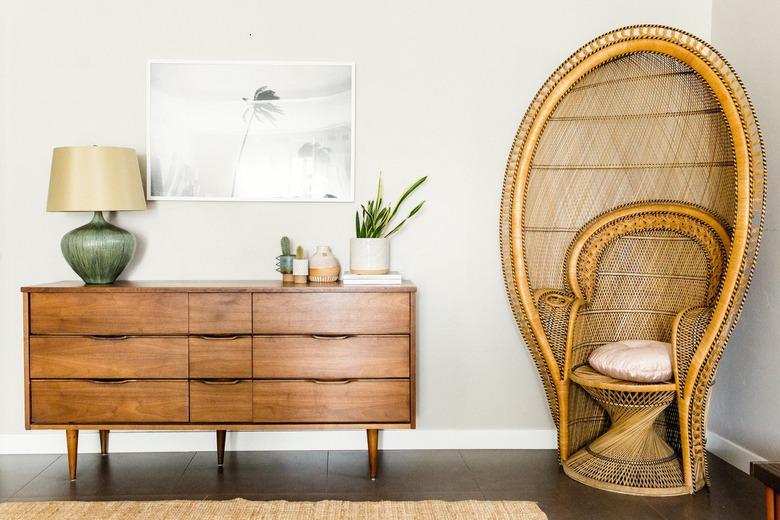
xmin=0 ymin=499 xmax=546 ymax=519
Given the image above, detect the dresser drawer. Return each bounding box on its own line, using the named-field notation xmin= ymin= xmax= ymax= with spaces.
xmin=29 ymin=293 xmax=187 ymax=335
xmin=253 ymin=293 xmax=410 ymax=334
xmin=30 ymin=336 xmax=188 ymax=379
xmin=252 ymin=380 xmax=410 ymax=423
xmin=189 ymin=293 xmax=252 ymax=335
xmin=190 ymin=380 xmax=252 ymax=422
xmin=253 ymin=336 xmax=409 ymax=379
xmin=30 ymin=380 xmax=189 ymax=424
xmin=189 ymin=337 xmax=252 ymax=378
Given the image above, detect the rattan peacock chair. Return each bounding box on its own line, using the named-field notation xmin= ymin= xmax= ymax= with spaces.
xmin=500 ymin=26 xmax=765 ymax=496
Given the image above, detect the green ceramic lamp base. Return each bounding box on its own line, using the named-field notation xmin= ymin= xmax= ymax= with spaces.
xmin=61 ymin=211 xmax=136 ymax=285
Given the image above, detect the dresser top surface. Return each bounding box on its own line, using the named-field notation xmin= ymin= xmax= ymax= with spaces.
xmin=22 ymin=280 xmax=417 ymax=293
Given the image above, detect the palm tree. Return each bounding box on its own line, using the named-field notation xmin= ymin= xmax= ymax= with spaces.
xmin=231 ymin=86 xmax=282 ymax=197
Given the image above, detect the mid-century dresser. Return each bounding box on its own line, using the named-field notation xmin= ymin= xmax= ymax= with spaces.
xmin=21 ymin=281 xmax=417 ymax=480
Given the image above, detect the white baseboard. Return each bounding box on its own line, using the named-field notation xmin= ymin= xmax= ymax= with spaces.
xmin=0 ymin=429 xmax=558 ymax=455
xmin=707 ymin=431 xmax=766 ymax=474
xmin=2 ymin=429 xmax=758 ymax=475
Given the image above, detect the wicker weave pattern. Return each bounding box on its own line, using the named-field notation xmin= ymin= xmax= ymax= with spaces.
xmin=569 ymin=210 xmax=728 ymax=371
xmin=500 ymin=25 xmax=765 ymax=496
xmin=534 ymin=288 xmax=577 ymax=375
xmin=566 ymin=368 xmax=685 ymax=493
xmin=525 ymin=50 xmax=735 ymax=292
xmin=566 ymin=382 xmax=609 ymax=455
xmin=572 ymin=215 xmax=726 ymax=303
xmin=673 ymin=306 xmax=715 ymax=398
xmin=563 ymin=208 xmax=727 ymax=494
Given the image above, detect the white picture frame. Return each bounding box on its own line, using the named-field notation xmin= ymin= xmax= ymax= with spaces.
xmin=146 ymin=60 xmax=355 ymax=202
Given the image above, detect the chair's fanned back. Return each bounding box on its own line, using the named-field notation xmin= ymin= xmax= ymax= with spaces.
xmin=524 ymin=51 xmax=735 ymax=295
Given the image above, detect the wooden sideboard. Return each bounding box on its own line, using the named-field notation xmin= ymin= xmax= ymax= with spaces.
xmin=21 ymin=281 xmax=417 ymax=480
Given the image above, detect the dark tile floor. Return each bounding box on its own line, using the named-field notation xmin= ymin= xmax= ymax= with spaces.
xmin=0 ymin=449 xmax=764 ymax=519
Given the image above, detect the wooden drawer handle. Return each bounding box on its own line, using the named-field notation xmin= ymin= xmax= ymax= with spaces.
xmin=88 ymin=379 xmax=132 ymax=384
xmin=89 ymin=335 xmax=129 ymax=340
xmin=197 ymin=380 xmax=243 ymax=385
xmin=310 ymin=335 xmax=351 ymax=340
xmin=253 ymin=379 xmax=356 ymax=384
xmin=196 ymin=335 xmax=242 ymax=340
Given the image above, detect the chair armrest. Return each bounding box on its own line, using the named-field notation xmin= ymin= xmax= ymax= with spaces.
xmin=671 ymin=306 xmax=715 ymax=392
xmin=533 ymin=289 xmax=582 ymax=375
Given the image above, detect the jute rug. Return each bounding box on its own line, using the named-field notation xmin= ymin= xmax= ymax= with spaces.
xmin=0 ymin=499 xmax=546 ymax=519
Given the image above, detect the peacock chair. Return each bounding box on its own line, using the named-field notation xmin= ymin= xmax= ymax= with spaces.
xmin=500 ymin=26 xmax=765 ymax=496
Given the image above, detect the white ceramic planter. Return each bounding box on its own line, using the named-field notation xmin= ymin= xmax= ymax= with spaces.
xmin=292 ymin=258 xmax=309 ymax=284
xmin=350 ymin=238 xmax=390 ymax=274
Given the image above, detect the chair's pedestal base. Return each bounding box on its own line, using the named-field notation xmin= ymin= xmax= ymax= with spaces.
xmin=564 ymin=378 xmax=690 ymax=496
xmin=562 ymin=461 xmax=691 ymax=497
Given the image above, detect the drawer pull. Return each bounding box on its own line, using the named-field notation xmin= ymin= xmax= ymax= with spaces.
xmin=198 ymin=380 xmax=243 ymax=385
xmin=311 ymin=379 xmax=353 ymax=385
xmin=88 ymin=379 xmax=131 ymax=384
xmin=89 ymin=335 xmax=129 ymax=340
xmin=196 ymin=335 xmax=241 ymax=340
xmin=311 ymin=335 xmax=350 ymax=340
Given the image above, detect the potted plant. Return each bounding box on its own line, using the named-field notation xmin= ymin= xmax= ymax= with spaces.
xmin=275 ymin=236 xmax=295 ymax=282
xmin=352 ymin=174 xmax=427 ymax=274
xmin=292 ymin=245 xmax=309 ymax=284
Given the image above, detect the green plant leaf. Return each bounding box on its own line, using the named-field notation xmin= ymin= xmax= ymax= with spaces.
xmin=355 ymin=172 xmax=427 ymax=239
xmin=355 ymin=210 xmax=361 ymax=237
xmin=376 ymin=207 xmax=389 ymax=227
xmin=363 ymin=202 xmax=374 ymax=232
xmin=384 ymin=200 xmax=425 ymax=238
xmin=388 ymin=176 xmax=427 ymax=223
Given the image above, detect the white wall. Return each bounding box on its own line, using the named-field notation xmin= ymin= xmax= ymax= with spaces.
xmin=0 ymin=0 xmax=712 ymax=453
xmin=707 ymin=0 xmax=780 ymax=469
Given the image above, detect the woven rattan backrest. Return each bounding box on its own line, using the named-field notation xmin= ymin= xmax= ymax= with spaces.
xmin=567 ymin=204 xmax=730 ymax=368
xmin=524 ymin=50 xmax=735 ymax=291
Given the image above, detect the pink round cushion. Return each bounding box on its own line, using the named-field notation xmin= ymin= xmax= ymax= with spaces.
xmin=588 ymin=340 xmax=673 ymax=383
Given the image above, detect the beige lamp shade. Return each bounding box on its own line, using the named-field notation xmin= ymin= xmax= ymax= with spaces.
xmin=47 ymin=146 xmax=147 ymax=211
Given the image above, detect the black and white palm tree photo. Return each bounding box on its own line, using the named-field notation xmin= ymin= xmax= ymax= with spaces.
xmin=148 ymin=61 xmax=354 ymax=201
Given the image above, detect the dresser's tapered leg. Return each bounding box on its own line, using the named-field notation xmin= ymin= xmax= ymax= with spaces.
xmin=66 ymin=430 xmax=79 ymax=480
xmin=216 ymin=430 xmax=226 ymax=466
xmin=99 ymin=430 xmax=109 ymax=455
xmin=367 ymin=429 xmax=379 ymax=480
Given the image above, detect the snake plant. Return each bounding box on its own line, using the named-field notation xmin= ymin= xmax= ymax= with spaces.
xmin=355 ymin=174 xmax=427 ymax=238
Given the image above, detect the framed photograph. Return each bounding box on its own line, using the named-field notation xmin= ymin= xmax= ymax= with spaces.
xmin=147 ymin=60 xmax=355 ymax=202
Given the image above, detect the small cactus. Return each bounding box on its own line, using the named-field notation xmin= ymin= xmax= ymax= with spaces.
xmin=281 ymin=236 xmax=291 ymax=256
xmin=296 ymin=245 xmax=305 ymax=259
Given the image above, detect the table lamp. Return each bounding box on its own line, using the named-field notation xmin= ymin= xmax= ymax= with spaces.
xmin=47 ymin=146 xmax=147 ymax=284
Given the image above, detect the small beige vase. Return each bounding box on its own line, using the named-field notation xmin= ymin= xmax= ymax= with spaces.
xmin=308 ymin=246 xmax=340 ymax=282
